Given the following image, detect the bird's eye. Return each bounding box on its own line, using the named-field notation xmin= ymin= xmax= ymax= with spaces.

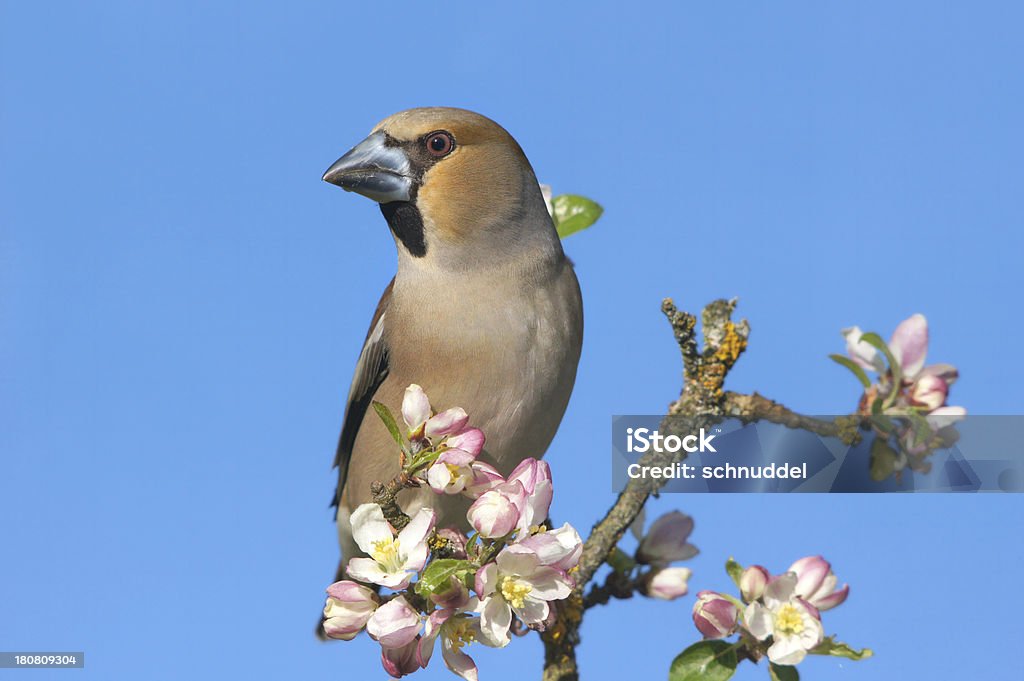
xmin=425 ymin=131 xmax=455 ymax=157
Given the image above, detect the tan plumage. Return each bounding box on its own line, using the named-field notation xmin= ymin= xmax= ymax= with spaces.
xmin=319 ymin=108 xmax=583 ymax=630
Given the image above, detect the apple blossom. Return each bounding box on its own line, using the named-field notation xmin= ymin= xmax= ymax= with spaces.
xmin=381 ymin=637 xmax=423 ymax=678
xmin=322 ymin=580 xmax=379 ymax=640
xmin=636 ymin=510 xmax=698 ymax=565
xmin=426 ymin=407 xmax=470 ymax=440
xmin=367 ymin=596 xmax=422 ymax=649
xmin=426 ymin=450 xmax=478 ymax=495
xmin=462 ymin=461 xmax=505 ymax=499
xmin=506 ymin=458 xmax=553 ymax=535
xmin=692 ymin=591 xmax=739 ymax=639
xmin=642 ymin=566 xmax=692 ymax=600
xmin=445 ymin=427 xmax=485 ymax=457
xmin=402 ymin=384 xmax=432 ymax=439
xmin=888 ymin=313 xmax=928 ymax=378
xmin=516 ymin=523 xmax=583 ymax=572
xmin=739 ymin=565 xmax=769 ymax=603
xmin=346 ymin=504 xmax=436 ymax=589
xmin=842 ymin=326 xmax=885 ymax=372
xmin=745 ymin=573 xmax=824 ymax=665
xmin=476 ymin=542 xmax=574 ymax=641
xmin=467 ymin=481 xmax=526 ymax=538
xmin=787 ymin=555 xmax=849 ymax=611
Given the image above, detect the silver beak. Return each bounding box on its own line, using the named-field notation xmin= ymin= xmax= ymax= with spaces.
xmin=322 ymin=131 xmax=413 ymax=203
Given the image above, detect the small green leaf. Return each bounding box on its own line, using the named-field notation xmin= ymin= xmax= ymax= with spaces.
xmin=828 ymin=354 xmax=872 ymax=389
xmin=769 ymin=663 xmax=800 ymax=681
xmin=725 ymin=557 xmax=744 ymax=588
xmin=608 ymin=547 xmax=636 ymax=575
xmin=810 ymin=636 xmax=873 ymax=661
xmin=552 ymin=194 xmax=603 ymax=238
xmin=669 ymin=641 xmax=738 ymax=681
xmin=372 ymin=401 xmax=404 ymax=448
xmin=869 ymin=437 xmax=898 ymax=481
xmin=858 ymin=332 xmax=902 ymax=407
xmin=905 ymin=410 xmax=934 ymax=448
xmin=415 ymin=559 xmax=476 ymax=596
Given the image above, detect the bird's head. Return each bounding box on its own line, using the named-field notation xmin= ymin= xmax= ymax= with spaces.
xmin=323 ymin=107 xmax=559 ymax=269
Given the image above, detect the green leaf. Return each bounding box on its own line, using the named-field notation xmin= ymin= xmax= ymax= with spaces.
xmin=769 ymin=663 xmax=800 ymax=681
xmin=669 ymin=641 xmax=738 ymax=681
xmin=810 ymin=636 xmax=873 ymax=661
xmin=372 ymin=401 xmax=404 ymax=448
xmin=858 ymin=332 xmax=902 ymax=407
xmin=905 ymin=410 xmax=933 ymax=449
xmin=725 ymin=557 xmax=744 ymax=588
xmin=415 ymin=559 xmax=476 ymax=597
xmin=828 ymin=354 xmax=872 ymax=389
xmin=869 ymin=437 xmax=899 ymax=481
xmin=552 ymin=194 xmax=603 ymax=238
xmin=608 ymin=547 xmax=636 ymax=575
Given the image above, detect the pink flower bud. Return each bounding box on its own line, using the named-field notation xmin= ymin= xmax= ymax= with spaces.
xmin=381 ymin=638 xmax=422 ymax=678
xmin=889 ymin=314 xmax=928 ymax=378
xmin=366 ymin=596 xmax=422 ymax=649
xmin=445 ymin=427 xmax=485 ymax=457
xmin=739 ymin=565 xmax=769 ymax=603
xmin=517 ymin=523 xmax=583 ymax=571
xmin=425 ymin=407 xmax=469 ymax=439
xmin=644 ymin=567 xmax=692 ymax=600
xmin=464 ymin=461 xmax=505 ymax=499
xmin=636 ymin=511 xmax=698 ymax=565
xmin=842 ymin=326 xmax=884 ymax=372
xmin=467 ymin=481 xmax=525 ymax=538
xmin=508 ymin=458 xmax=553 ymax=533
xmin=692 ymin=591 xmax=739 ymax=639
xmin=401 ymin=384 xmax=431 ymax=435
xmin=787 ymin=555 xmax=849 ymax=611
xmin=910 ymin=374 xmax=948 ymax=410
xmin=322 ymin=580 xmax=379 ymax=640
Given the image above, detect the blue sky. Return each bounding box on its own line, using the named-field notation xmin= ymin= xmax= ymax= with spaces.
xmin=2 ymin=2 xmax=1022 ymax=679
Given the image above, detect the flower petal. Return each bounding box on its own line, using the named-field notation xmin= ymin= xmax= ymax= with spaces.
xmin=889 ymin=313 xmax=928 ymax=377
xmin=350 ymin=503 xmax=394 ymax=554
xmin=402 ymin=384 xmax=431 ymax=431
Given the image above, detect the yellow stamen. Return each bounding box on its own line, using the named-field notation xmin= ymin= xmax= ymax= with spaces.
xmin=371 ymin=538 xmax=401 ymax=569
xmin=500 ymin=577 xmax=532 ymax=609
xmin=774 ymin=603 xmax=805 ymax=636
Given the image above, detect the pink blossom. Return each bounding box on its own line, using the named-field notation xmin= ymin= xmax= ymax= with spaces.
xmin=692 ymin=591 xmax=739 ymax=639
xmin=787 ymin=555 xmax=849 ymax=611
xmin=322 ymin=580 xmax=379 ymax=640
xmin=636 ymin=511 xmax=698 ymax=565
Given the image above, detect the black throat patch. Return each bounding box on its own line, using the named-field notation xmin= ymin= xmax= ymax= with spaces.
xmin=380 ymin=201 xmax=427 ymax=258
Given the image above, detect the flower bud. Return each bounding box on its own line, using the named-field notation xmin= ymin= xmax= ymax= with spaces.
xmin=322 ymin=580 xmax=379 ymax=641
xmin=692 ymin=591 xmax=739 ymax=639
xmin=910 ymin=374 xmax=948 ymax=411
xmin=841 ymin=326 xmax=884 ymax=372
xmin=507 ymin=458 xmax=553 ymax=534
xmin=636 ymin=511 xmax=698 ymax=565
xmin=889 ymin=314 xmax=928 ymax=378
xmin=366 ymin=596 xmax=422 ymax=649
xmin=401 ymin=384 xmax=431 ymax=437
xmin=739 ymin=565 xmax=769 ymax=603
xmin=425 ymin=407 xmax=469 ymax=439
xmin=381 ymin=638 xmax=421 ymax=678
xmin=467 ymin=481 xmax=525 ymax=538
xmin=445 ymin=427 xmax=485 ymax=457
xmin=643 ymin=567 xmax=692 ymax=600
xmin=787 ymin=555 xmax=849 ymax=611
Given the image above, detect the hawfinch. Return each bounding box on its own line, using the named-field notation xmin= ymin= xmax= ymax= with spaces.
xmin=320 ymin=107 xmax=583 ymax=606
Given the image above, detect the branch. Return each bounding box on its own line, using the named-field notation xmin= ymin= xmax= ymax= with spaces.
xmin=722 ymin=391 xmax=863 ymax=445
xmin=541 ymin=298 xmax=749 ymax=681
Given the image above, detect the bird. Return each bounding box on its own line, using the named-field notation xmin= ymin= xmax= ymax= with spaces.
xmin=318 ymin=107 xmax=583 ymax=632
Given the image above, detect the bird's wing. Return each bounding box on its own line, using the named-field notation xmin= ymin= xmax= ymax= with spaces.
xmin=332 ymin=279 xmax=393 ymax=508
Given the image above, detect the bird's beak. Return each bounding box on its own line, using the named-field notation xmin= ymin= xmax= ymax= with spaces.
xmin=322 ymin=131 xmax=413 ymax=203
